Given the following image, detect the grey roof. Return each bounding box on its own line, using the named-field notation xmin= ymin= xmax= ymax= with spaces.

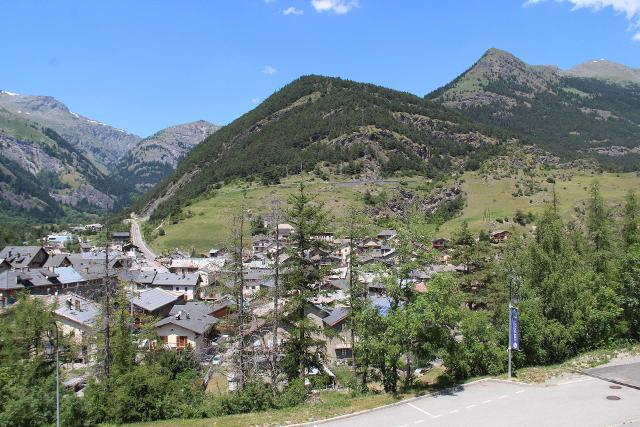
xmin=112 ymin=232 xmax=131 ymax=238
xmin=54 ymin=294 xmax=100 ymax=327
xmin=322 ymin=307 xmax=349 ymax=327
xmin=17 ymin=269 xmax=56 ymax=288
xmin=152 ymin=273 xmax=200 ymax=287
xmin=156 ymin=301 xmax=219 ymax=334
xmin=377 ymin=229 xmax=397 ymax=237
xmin=0 ymin=246 xmax=47 ymax=268
xmin=131 ymin=288 xmax=182 ymax=312
xmin=54 ymin=267 xmax=86 ymax=285
xmin=43 ymin=255 xmax=70 ymax=268
xmin=0 ymin=271 xmax=24 ymax=291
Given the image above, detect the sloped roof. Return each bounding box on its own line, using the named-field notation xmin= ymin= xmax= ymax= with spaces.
xmin=322 ymin=307 xmax=349 ymax=327
xmin=43 ymin=255 xmax=70 ymax=268
xmin=156 ymin=301 xmax=219 ymax=334
xmin=152 ymin=273 xmax=200 ymax=287
xmin=0 ymin=271 xmax=23 ymax=291
xmin=54 ymin=293 xmax=100 ymax=327
xmin=0 ymin=246 xmax=47 ymax=268
xmin=54 ymin=267 xmax=86 ymax=285
xmin=131 ymin=287 xmax=182 ymax=312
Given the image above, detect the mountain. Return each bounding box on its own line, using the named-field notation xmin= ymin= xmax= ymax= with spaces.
xmin=135 ymin=75 xmax=509 ymax=221
xmin=428 ymin=48 xmax=640 ymax=169
xmin=566 ymin=59 xmax=640 ymax=85
xmin=0 ymin=90 xmax=141 ymax=168
xmin=112 ymin=120 xmax=219 ymax=197
xmin=0 ymin=108 xmax=118 ymax=221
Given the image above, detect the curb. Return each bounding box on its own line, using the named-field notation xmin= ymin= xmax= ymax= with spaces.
xmin=290 ymin=378 xmax=531 ymax=426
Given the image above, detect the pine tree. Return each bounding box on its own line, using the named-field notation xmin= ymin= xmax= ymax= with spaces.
xmin=281 ymin=182 xmax=330 ymax=380
xmin=622 ymin=190 xmax=639 ymax=248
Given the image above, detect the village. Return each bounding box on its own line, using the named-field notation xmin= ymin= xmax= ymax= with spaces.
xmin=0 ymin=220 xmax=512 ymax=393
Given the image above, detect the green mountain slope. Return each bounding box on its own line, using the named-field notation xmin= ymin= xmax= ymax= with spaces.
xmin=0 ymin=108 xmax=121 ymax=221
xmin=135 ymin=75 xmax=509 ymax=222
xmin=111 ymin=120 xmax=219 ymax=201
xmin=427 ymin=48 xmax=640 ymax=170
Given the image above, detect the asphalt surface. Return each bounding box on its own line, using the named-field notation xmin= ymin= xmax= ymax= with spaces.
xmin=317 ymin=373 xmax=640 ymax=427
xmin=587 ymin=362 xmax=640 ymax=390
xmin=130 ymin=220 xmax=158 ymax=261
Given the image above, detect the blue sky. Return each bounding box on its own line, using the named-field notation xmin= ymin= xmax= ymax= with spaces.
xmin=1 ymin=0 xmax=639 ymax=136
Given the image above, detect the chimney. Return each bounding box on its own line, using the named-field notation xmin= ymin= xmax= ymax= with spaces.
xmin=175 ymin=310 xmax=182 ymax=320
xmin=75 ymin=299 xmax=80 ymax=311
xmin=66 ymin=299 xmax=72 ymax=309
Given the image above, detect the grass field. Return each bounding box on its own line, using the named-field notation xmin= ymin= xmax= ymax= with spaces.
xmin=148 ymin=167 xmax=640 ymax=253
xmin=438 ymin=169 xmax=640 ymax=237
xmin=149 ymin=175 xmax=428 ymax=254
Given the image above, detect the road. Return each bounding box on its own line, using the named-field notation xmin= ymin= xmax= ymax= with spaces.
xmin=129 ymin=219 xmax=158 ymax=261
xmin=317 ymin=370 xmax=640 ymax=427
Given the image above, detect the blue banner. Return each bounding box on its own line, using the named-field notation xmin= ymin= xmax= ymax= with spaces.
xmin=510 ymin=306 xmax=520 ymax=351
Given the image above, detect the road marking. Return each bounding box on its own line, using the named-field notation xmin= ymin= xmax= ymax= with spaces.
xmin=515 ymin=389 xmax=526 ymax=394
xmin=414 ymin=420 xmax=425 ymax=424
xmin=559 ymin=377 xmax=595 ymax=385
xmin=448 ymin=409 xmax=459 ymax=414
xmin=406 ymin=402 xmax=442 ymax=418
xmin=466 ymin=404 xmax=477 ymax=409
xmin=498 ymin=394 xmax=508 ymax=399
xmin=482 ymin=399 xmax=493 ymax=404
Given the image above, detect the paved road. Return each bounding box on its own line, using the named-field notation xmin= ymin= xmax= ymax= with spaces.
xmin=588 ymin=361 xmax=640 ymax=390
xmin=130 ymin=220 xmax=158 ymax=261
xmin=318 ymin=375 xmax=640 ymax=427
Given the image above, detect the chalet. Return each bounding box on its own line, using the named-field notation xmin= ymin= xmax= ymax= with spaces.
xmin=377 ymin=229 xmax=398 ymax=241
xmin=252 ymin=235 xmax=274 ymax=253
xmin=312 ymin=232 xmax=335 ymax=243
xmin=322 ymin=307 xmax=352 ymax=365
xmin=156 ymin=301 xmax=220 ymax=354
xmin=0 ymin=246 xmax=49 ymax=269
xmin=16 ymin=269 xmax=60 ymax=295
xmin=130 ymin=287 xmax=184 ymax=318
xmin=0 ymin=271 xmax=24 ymax=307
xmin=54 ymin=266 xmax=88 ymax=291
xmin=112 ymin=232 xmax=131 ymax=244
xmin=53 ymin=293 xmax=99 ymax=361
xmin=276 ymin=223 xmax=295 ymax=241
xmin=79 ymin=242 xmax=93 ymax=253
xmin=152 ymin=273 xmax=202 ymax=300
xmin=333 ymin=243 xmax=351 ymax=263
xmin=432 ymin=238 xmax=449 ymax=250
xmin=490 ymin=230 xmax=511 ymax=244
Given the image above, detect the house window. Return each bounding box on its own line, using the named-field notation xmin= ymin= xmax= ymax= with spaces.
xmin=336 ymin=348 xmax=352 ymax=359
xmin=177 ymin=336 xmax=188 ymax=348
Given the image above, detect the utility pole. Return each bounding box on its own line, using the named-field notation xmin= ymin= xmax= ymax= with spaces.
xmin=234 ymin=208 xmax=247 ymax=391
xmin=103 ymin=242 xmax=111 ymax=380
xmin=271 ymin=199 xmax=281 ymax=395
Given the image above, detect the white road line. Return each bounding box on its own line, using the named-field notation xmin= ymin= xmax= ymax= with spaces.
xmin=498 ymin=395 xmax=508 ymax=399
xmin=515 ymin=389 xmax=526 ymax=394
xmin=448 ymin=409 xmax=459 ymax=414
xmin=466 ymin=404 xmax=477 ymax=409
xmin=406 ymin=402 xmax=442 ymax=419
xmin=414 ymin=420 xmax=425 ymax=424
xmin=482 ymin=399 xmax=493 ymax=404
xmin=558 ymin=377 xmax=595 ymax=385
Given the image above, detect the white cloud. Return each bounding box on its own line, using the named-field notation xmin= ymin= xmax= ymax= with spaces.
xmin=263 ymin=65 xmax=277 ymax=75
xmin=311 ymin=0 xmax=359 ymax=14
xmin=251 ymin=98 xmax=262 ymax=104
xmin=283 ymin=6 xmax=304 ymax=15
xmin=526 ymin=0 xmax=640 ymax=41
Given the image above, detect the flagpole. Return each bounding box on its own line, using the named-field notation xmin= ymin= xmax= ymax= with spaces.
xmin=508 ymin=303 xmax=512 ymax=379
